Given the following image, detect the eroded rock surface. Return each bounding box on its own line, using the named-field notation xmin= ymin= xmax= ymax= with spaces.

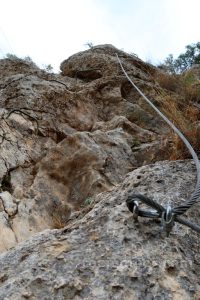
xmin=0 ymin=45 xmax=200 ymax=299
xmin=0 ymin=161 xmax=199 ymax=299
xmin=0 ymin=45 xmax=174 ymax=251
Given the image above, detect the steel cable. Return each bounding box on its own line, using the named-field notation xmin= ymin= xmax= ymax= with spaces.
xmin=116 ymin=54 xmax=200 ymax=234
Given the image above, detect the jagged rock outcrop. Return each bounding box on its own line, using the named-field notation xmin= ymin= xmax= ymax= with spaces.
xmin=0 ymin=160 xmax=199 ymax=299
xmin=0 ymin=45 xmax=199 ymax=299
xmin=0 ymin=45 xmax=174 ymax=251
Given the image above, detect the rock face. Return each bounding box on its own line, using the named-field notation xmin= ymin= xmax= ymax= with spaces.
xmin=0 ymin=45 xmax=199 ymax=299
xmin=0 ymin=160 xmax=199 ymax=299
xmin=0 ymin=45 xmax=172 ymax=251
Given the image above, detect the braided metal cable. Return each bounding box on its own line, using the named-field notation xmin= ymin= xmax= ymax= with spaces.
xmin=127 ymin=194 xmax=200 ymax=234
xmin=116 ymin=54 xmax=200 ymax=211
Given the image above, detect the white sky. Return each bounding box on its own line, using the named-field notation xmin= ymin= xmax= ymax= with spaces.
xmin=0 ymin=0 xmax=199 ymax=72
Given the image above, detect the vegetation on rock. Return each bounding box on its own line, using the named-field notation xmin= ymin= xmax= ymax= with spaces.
xmin=158 ymin=41 xmax=200 ymax=73
xmin=0 ymin=44 xmax=200 ymax=299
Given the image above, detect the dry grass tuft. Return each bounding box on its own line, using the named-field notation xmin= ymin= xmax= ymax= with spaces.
xmin=154 ymin=69 xmax=200 ymax=160
xmin=155 ymin=71 xmax=182 ymax=93
xmin=51 ymin=204 xmax=71 ymax=229
xmin=169 ymin=127 xmax=200 ymax=160
xmin=161 ymin=99 xmax=200 ymax=160
xmin=183 ymin=84 xmax=200 ymax=103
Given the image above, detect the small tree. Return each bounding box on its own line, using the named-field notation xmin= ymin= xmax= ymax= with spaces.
xmin=84 ymin=42 xmax=94 ymax=49
xmin=160 ymin=42 xmax=200 ymax=74
xmin=24 ymin=56 xmax=33 ymax=63
xmin=44 ymin=64 xmax=53 ymax=72
xmin=5 ymin=53 xmax=19 ymax=60
xmin=175 ymin=42 xmax=200 ymax=73
xmin=158 ymin=54 xmax=176 ymax=74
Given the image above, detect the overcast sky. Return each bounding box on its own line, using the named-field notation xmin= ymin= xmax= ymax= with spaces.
xmin=0 ymin=0 xmax=199 ymax=72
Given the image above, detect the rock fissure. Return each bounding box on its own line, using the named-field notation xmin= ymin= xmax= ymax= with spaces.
xmin=0 ymin=172 xmax=12 ymax=193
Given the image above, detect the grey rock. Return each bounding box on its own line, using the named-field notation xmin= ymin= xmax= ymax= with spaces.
xmin=0 ymin=161 xmax=199 ymax=299
xmin=0 ymin=191 xmax=17 ymax=216
xmin=0 ymin=45 xmax=199 ymax=299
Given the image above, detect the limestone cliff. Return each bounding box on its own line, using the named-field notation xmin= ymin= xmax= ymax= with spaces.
xmin=0 ymin=45 xmax=199 ymax=299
